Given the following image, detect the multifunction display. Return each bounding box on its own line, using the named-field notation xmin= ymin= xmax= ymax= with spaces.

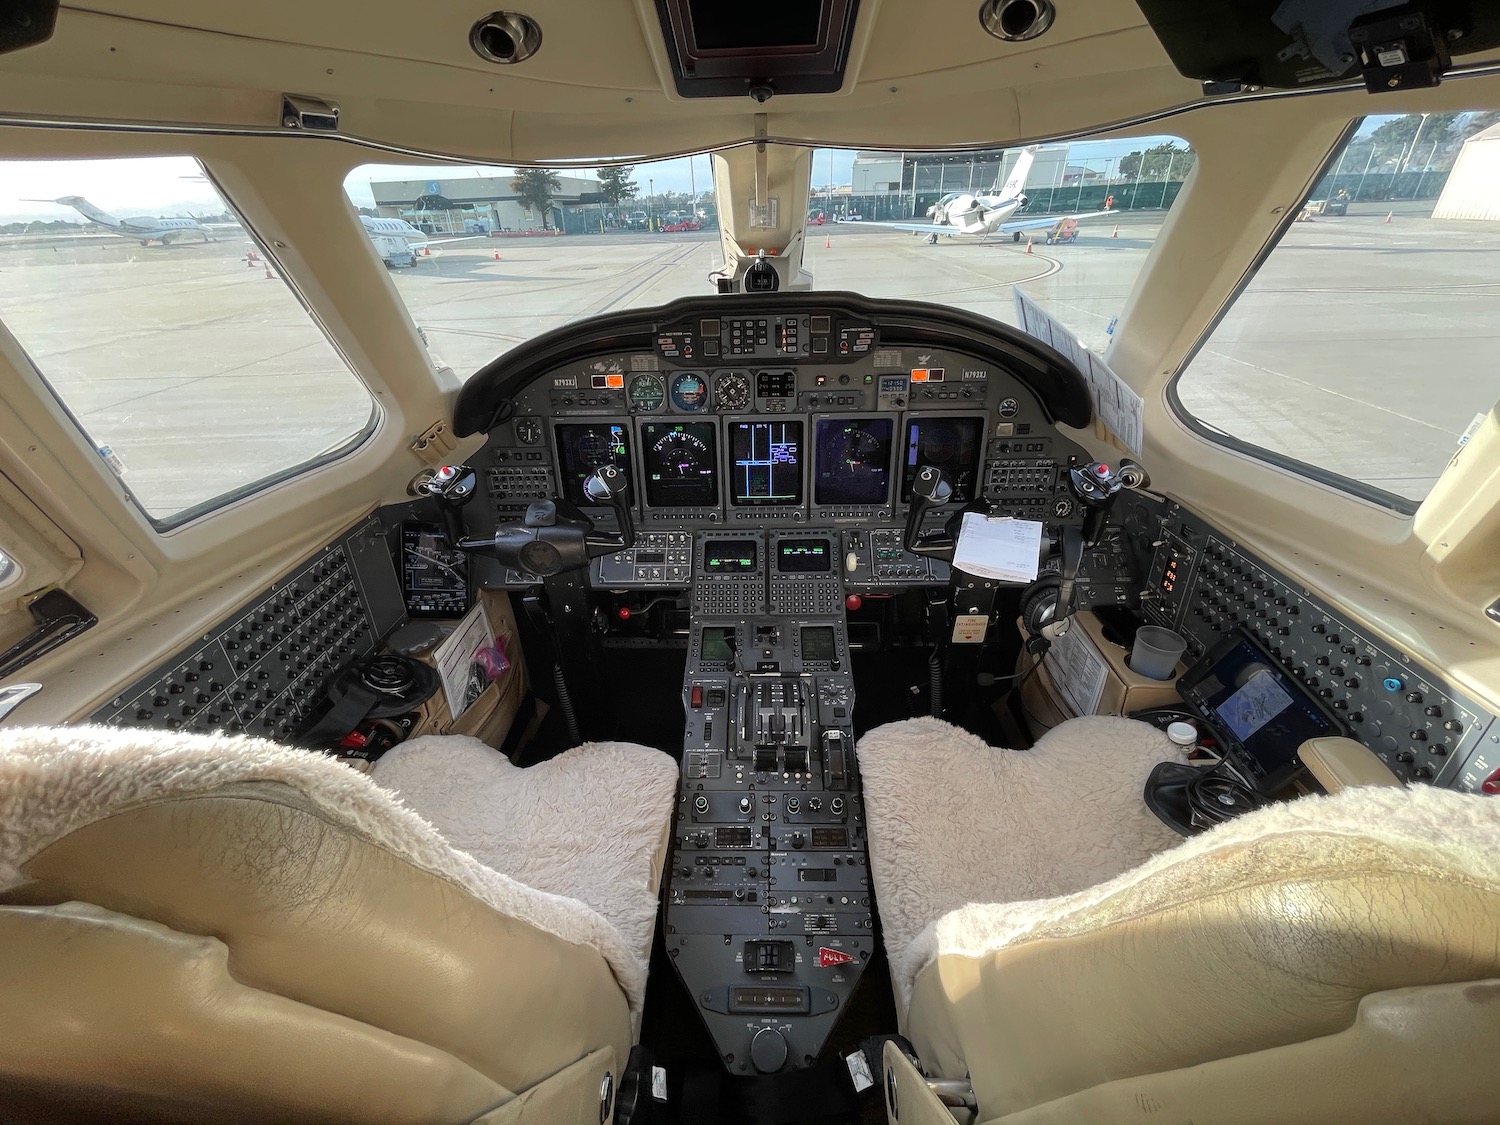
xmin=729 ymin=421 xmax=803 ymax=506
xmin=814 ymin=418 xmax=893 ymax=506
xmin=777 ymin=538 xmax=833 ymax=573
xmin=902 ymin=416 xmax=984 ymax=502
xmin=703 ymin=539 xmax=759 ymax=574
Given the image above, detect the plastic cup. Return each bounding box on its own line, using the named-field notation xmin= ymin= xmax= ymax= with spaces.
xmin=1130 ymin=626 xmax=1187 ymax=681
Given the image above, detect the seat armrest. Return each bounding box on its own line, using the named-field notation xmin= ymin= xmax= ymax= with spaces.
xmin=1300 ymin=737 xmax=1402 ymax=794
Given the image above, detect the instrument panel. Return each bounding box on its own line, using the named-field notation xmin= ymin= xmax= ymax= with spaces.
xmin=467 ymin=298 xmax=1098 ymax=573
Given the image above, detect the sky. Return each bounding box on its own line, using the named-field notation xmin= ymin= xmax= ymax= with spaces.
xmin=0 ymin=135 xmax=1187 ymax=222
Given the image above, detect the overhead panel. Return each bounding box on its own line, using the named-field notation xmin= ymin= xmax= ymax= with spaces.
xmin=655 ymin=0 xmax=861 ymax=97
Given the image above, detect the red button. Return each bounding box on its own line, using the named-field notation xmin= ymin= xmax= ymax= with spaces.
xmin=1482 ymin=766 xmax=1500 ymax=795
xmin=690 ymin=685 xmax=703 ymax=709
xmin=617 ymin=606 xmax=632 ymax=621
xmin=1096 ymin=464 xmax=1109 ymax=475
xmin=845 ymin=594 xmax=863 ymax=611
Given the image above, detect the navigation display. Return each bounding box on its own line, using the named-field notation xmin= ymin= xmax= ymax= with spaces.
xmin=555 ymin=423 xmax=631 ymax=506
xmin=400 ymin=522 xmax=471 ymax=618
xmin=1179 ymin=631 xmax=1342 ymax=792
xmin=642 ymin=421 xmax=718 ymax=507
xmin=815 ymin=418 xmax=893 ymax=506
xmin=729 ymin=420 xmax=803 ymax=506
xmin=902 ymin=416 xmax=983 ymax=502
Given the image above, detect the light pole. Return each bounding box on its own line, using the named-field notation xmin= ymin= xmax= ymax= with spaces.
xmin=1400 ymin=113 xmax=1431 ymax=174
xmin=648 ymin=177 xmax=654 ymax=230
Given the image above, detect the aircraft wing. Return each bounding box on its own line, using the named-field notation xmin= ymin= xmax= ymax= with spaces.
xmin=997 ymin=208 xmax=1117 ymax=233
xmin=855 ymin=220 xmax=968 ymax=236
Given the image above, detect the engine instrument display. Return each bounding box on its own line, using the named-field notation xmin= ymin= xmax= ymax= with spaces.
xmin=777 ymin=538 xmax=832 ymax=573
xmin=671 ymin=372 xmax=709 ymax=412
xmin=729 ymin=421 xmax=803 ymax=506
xmin=902 ymin=416 xmax=984 ymax=502
xmin=555 ymin=423 xmax=631 ymax=505
xmin=814 ymin=417 xmax=893 ymax=506
xmin=642 ymin=421 xmax=718 ymax=506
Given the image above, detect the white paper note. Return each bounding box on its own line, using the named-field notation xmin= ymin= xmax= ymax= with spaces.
xmin=953 ymin=512 xmax=1043 ymax=583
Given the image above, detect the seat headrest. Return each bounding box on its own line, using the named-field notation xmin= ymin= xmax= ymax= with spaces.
xmin=0 ymin=725 xmax=647 ymax=1009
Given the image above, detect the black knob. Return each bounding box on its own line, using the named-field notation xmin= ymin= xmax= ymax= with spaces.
xmin=1349 ymin=712 xmax=1365 ymax=723
xmin=791 ymin=832 xmax=805 ymax=850
xmin=1410 ymin=730 xmax=1427 ymax=741
xmin=1406 ymin=692 xmax=1423 ymax=704
xmin=1356 ymin=656 xmax=1371 ymax=666
xmin=1430 ymin=743 xmax=1449 ymax=756
xmin=1412 ymin=765 xmax=1434 ymax=780
xmin=1312 ymin=623 xmax=1326 ymax=634
xmin=1396 ymin=751 xmax=1415 ymax=764
xmin=1425 ymin=705 xmax=1442 ymax=717
xmin=1315 ymin=656 xmax=1330 ymax=666
xmin=1325 ymin=633 xmax=1340 ymax=645
xmin=693 ymin=794 xmax=709 ymax=815
xmin=1444 ymin=720 xmax=1463 ymax=733
xmin=1345 ymin=678 xmax=1360 ymax=689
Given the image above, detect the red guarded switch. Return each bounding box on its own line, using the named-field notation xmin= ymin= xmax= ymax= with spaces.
xmin=690 ymin=684 xmax=703 ymax=709
xmin=1482 ymin=766 xmax=1500 ymax=796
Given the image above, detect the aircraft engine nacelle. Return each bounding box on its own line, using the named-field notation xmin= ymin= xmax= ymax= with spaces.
xmin=942 ymin=193 xmax=982 ymax=226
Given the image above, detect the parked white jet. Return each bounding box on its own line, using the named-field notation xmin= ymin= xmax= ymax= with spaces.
xmin=865 ymin=148 xmax=1116 ymax=244
xmin=31 ymin=195 xmax=220 ymax=245
xmin=360 ymin=215 xmax=482 ymax=267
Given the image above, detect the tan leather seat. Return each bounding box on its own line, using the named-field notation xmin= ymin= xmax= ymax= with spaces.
xmin=857 ymin=716 xmax=1500 ymax=1124
xmin=0 ymin=725 xmax=679 ymax=1125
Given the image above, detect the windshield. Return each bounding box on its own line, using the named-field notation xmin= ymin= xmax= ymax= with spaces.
xmin=345 ymin=133 xmax=1187 ymax=376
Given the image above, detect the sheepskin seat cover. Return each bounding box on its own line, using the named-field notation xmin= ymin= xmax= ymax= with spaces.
xmin=858 ymin=717 xmax=1500 ymax=1010
xmin=371 ymin=734 xmax=679 ymax=974
xmin=0 ymin=726 xmax=673 ymax=1017
xmin=857 ymin=715 xmax=1182 ymax=981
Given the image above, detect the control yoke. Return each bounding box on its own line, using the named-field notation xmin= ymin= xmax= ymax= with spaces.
xmin=902 ymin=465 xmax=956 ymax=558
xmin=459 ymin=464 xmax=636 ymax=578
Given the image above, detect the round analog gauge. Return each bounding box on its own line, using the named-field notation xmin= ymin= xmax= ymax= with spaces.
xmin=651 ymin=430 xmax=710 ymax=477
xmin=1052 ymin=495 xmax=1076 ymax=519
xmin=628 ymin=373 xmax=665 ymax=411
xmin=715 ymin=372 xmax=751 ymax=411
xmin=670 ymin=372 xmax=709 ymax=412
xmin=515 ymin=417 xmax=542 ymax=445
xmin=998 ymin=397 xmax=1019 ymax=418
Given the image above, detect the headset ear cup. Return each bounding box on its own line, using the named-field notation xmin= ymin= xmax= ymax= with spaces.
xmin=1020 ymin=574 xmax=1063 ymax=636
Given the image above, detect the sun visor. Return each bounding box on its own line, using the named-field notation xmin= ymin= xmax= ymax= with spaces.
xmin=1136 ymin=0 xmax=1500 ymax=93
xmin=654 ymin=0 xmax=861 ymax=98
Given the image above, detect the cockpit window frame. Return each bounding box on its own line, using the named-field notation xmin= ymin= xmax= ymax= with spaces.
xmin=0 ymin=155 xmax=384 ymax=533
xmin=1165 ymin=118 xmax=1427 ymax=518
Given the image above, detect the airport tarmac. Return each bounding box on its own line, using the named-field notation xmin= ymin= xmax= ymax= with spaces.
xmin=0 ymin=200 xmax=1494 ymax=515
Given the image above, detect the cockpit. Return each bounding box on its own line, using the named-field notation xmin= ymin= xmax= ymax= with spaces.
xmin=2 ymin=1 xmax=1500 ymax=1123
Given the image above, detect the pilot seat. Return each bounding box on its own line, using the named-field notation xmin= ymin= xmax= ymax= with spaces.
xmin=0 ymin=725 xmax=678 ymax=1125
xmin=856 ymin=714 xmax=1500 ymax=1125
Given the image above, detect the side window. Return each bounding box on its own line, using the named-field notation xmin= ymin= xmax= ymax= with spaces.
xmin=0 ymin=546 xmax=16 ymax=587
xmin=0 ymin=155 xmax=377 ymax=526
xmin=1174 ymin=112 xmax=1500 ymax=508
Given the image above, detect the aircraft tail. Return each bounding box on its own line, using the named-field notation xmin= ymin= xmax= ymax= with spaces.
xmin=997 ymin=148 xmax=1037 ymax=200
xmin=51 ymin=196 xmax=123 ymax=228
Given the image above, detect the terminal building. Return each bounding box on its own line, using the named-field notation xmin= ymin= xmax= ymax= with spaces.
xmin=369 ymin=173 xmax=604 ymax=234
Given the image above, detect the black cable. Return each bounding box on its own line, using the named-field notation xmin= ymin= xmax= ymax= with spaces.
xmin=551 ymin=662 xmax=582 ymax=747
xmin=991 ymin=650 xmax=1045 ymax=685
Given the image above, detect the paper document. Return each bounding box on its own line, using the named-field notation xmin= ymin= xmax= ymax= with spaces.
xmin=1043 ymin=620 xmax=1109 ymax=717
xmin=953 ymin=512 xmax=1043 ymax=583
xmin=432 ymin=601 xmax=497 ymax=719
xmin=1012 ymin=287 xmax=1143 ymax=457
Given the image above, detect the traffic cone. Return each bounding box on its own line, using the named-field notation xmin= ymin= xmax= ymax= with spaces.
xmin=1025 ymin=235 xmax=1033 ymax=254
xmin=493 ymin=250 xmax=501 ymax=260
xmin=824 ymin=234 xmax=830 ymax=249
xmin=246 ymin=256 xmax=255 ymax=267
xmin=1385 ymin=211 xmax=1393 ymax=223
xmin=263 ymin=265 xmax=276 ymax=280
xmin=423 ymin=245 xmax=431 ymax=255
xmin=1111 ymin=224 xmax=1119 ymax=238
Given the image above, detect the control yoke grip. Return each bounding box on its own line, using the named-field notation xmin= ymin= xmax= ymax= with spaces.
xmin=583 ymin=466 xmax=636 ymax=558
xmin=902 ymin=465 xmax=956 ymax=559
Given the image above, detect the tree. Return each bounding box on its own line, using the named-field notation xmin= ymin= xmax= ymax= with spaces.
xmin=510 ymin=168 xmax=562 ymax=228
xmin=597 ymin=165 xmax=638 ymax=211
xmin=1461 ymin=110 xmax=1500 ymax=139
xmin=1119 ymin=142 xmax=1197 ymax=181
xmin=1369 ymin=112 xmax=1461 ymax=152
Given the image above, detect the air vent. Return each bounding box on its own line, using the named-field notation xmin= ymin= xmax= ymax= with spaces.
xmin=655 ymin=0 xmax=860 ymax=98
xmin=470 ymin=11 xmax=543 ymax=65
